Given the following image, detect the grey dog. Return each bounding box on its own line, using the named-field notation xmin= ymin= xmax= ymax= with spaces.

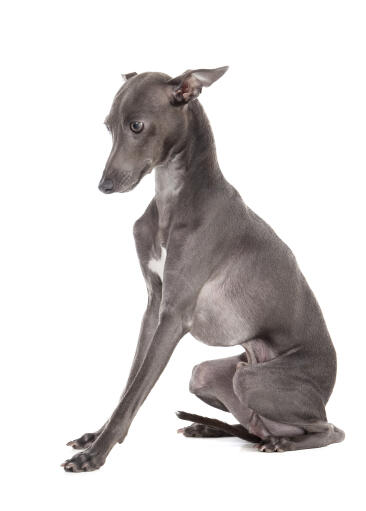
xmin=62 ymin=66 xmax=344 ymax=472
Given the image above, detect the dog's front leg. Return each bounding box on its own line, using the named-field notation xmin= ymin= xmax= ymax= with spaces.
xmin=65 ymin=284 xmax=162 ymax=451
xmin=66 ymin=203 xmax=162 ymax=452
xmin=104 ymin=309 xmax=185 ymax=442
xmin=62 ymin=308 xmax=186 ymax=472
xmin=123 ymin=282 xmax=162 ymax=392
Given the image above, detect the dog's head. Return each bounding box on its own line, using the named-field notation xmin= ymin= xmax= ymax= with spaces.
xmin=99 ymin=67 xmax=228 ymax=194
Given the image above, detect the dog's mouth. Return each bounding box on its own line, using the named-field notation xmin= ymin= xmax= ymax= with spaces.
xmin=117 ymin=161 xmax=153 ymax=193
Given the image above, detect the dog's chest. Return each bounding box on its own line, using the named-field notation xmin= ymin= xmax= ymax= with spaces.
xmin=148 ymin=246 xmax=167 ymax=281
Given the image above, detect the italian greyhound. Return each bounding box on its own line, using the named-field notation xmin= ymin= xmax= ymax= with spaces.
xmin=62 ymin=66 xmax=344 ymax=472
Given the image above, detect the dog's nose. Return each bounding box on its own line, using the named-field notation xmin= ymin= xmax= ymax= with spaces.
xmin=99 ymin=178 xmax=114 ymax=194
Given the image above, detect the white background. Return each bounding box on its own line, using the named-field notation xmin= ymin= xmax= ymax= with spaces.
xmin=1 ymin=1 xmax=365 ymax=509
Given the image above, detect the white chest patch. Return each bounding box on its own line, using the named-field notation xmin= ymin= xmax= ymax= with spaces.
xmin=148 ymin=246 xmax=167 ymax=281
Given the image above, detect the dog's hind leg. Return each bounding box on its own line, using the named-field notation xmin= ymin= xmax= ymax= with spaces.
xmin=258 ymin=423 xmax=345 ymax=452
xmin=180 ymin=353 xmax=256 ymax=439
xmin=177 ymin=410 xmax=260 ymax=442
xmin=181 ymin=345 xmax=345 ymax=451
xmin=233 ymin=354 xmax=345 ymax=452
xmin=178 ymin=421 xmax=235 ymax=438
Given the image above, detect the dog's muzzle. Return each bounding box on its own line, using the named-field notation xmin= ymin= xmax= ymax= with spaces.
xmin=98 ymin=178 xmax=114 ymax=194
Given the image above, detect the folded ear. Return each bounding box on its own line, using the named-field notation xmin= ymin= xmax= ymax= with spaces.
xmin=121 ymin=72 xmax=137 ymax=82
xmin=168 ymin=66 xmax=228 ymax=104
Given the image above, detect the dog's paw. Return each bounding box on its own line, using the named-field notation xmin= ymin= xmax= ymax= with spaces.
xmin=178 ymin=423 xmax=210 ymax=437
xmin=177 ymin=422 xmax=229 ymax=438
xmin=66 ymin=431 xmax=100 ymax=450
xmin=257 ymin=436 xmax=291 ymax=453
xmin=61 ymin=450 xmax=106 ymax=472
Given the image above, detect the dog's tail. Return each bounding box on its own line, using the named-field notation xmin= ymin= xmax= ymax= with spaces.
xmin=176 ymin=410 xmax=261 ymax=443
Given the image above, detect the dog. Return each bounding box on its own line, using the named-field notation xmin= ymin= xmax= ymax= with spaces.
xmin=62 ymin=66 xmax=344 ymax=472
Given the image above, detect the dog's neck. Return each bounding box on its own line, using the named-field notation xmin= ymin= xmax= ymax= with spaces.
xmin=155 ymin=153 xmax=186 ymax=233
xmin=154 ymin=101 xmax=224 ymax=236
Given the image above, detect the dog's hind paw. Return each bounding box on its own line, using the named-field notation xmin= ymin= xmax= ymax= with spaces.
xmin=257 ymin=436 xmax=290 ymax=453
xmin=178 ymin=422 xmax=232 ymax=438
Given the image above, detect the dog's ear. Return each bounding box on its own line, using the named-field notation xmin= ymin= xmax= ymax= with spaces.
xmin=168 ymin=66 xmax=228 ymax=104
xmin=121 ymin=72 xmax=137 ymax=82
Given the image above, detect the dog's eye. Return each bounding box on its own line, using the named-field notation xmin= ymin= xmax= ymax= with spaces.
xmin=130 ymin=121 xmax=144 ymax=133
